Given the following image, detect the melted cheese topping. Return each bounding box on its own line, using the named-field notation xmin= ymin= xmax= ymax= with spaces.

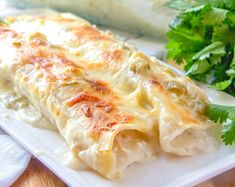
xmin=0 ymin=13 xmax=218 ymax=179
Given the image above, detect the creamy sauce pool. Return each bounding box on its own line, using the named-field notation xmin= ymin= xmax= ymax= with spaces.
xmin=0 ymin=78 xmax=89 ymax=169
xmin=0 ymin=79 xmax=56 ymax=131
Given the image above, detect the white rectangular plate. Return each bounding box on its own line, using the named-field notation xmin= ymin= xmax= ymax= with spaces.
xmin=0 ymin=8 xmax=235 ymax=187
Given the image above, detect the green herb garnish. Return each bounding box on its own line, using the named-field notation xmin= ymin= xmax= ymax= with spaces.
xmin=207 ymin=104 xmax=235 ymax=145
xmin=166 ymin=0 xmax=235 ymax=96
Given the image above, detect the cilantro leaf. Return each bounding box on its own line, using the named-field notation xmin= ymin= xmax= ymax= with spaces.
xmin=207 ymin=104 xmax=235 ymax=145
xmin=229 ymin=110 xmax=235 ymax=121
xmin=210 ymin=79 xmax=232 ymax=90
xmin=221 ymin=120 xmax=235 ymax=145
xmin=202 ymin=8 xmax=228 ymax=26
xmin=166 ymin=28 xmax=205 ymax=64
xmin=186 ymin=59 xmax=211 ymax=75
xmin=213 ymin=25 xmax=235 ymax=43
xmin=207 ymin=104 xmax=233 ymax=123
xmin=192 ymin=41 xmax=225 ymax=60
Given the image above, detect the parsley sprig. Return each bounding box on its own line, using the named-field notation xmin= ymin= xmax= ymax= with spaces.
xmin=166 ymin=0 xmax=235 ymax=96
xmin=207 ymin=104 xmax=235 ymax=145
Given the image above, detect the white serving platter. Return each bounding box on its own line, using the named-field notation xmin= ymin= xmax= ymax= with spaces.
xmin=0 ymin=7 xmax=235 ymax=187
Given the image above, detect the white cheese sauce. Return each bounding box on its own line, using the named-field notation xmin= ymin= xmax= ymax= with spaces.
xmin=0 ymin=78 xmax=89 ymax=169
xmin=0 ymin=78 xmax=57 ymax=131
xmin=53 ymin=143 xmax=89 ymax=170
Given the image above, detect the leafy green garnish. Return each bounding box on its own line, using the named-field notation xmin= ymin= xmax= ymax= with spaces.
xmin=166 ymin=0 xmax=235 ymax=96
xmin=207 ymin=104 xmax=235 ymax=145
xmin=210 ymin=80 xmax=232 ymax=90
xmin=221 ymin=120 xmax=235 ymax=145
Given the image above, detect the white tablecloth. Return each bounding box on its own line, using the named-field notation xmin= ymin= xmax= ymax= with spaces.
xmin=0 ymin=128 xmax=31 ymax=187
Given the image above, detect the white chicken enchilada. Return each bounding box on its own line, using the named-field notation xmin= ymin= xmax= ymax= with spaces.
xmin=0 ymin=13 xmax=217 ymax=179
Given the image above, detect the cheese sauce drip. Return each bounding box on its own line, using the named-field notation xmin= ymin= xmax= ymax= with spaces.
xmin=0 ymin=79 xmax=56 ymax=131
